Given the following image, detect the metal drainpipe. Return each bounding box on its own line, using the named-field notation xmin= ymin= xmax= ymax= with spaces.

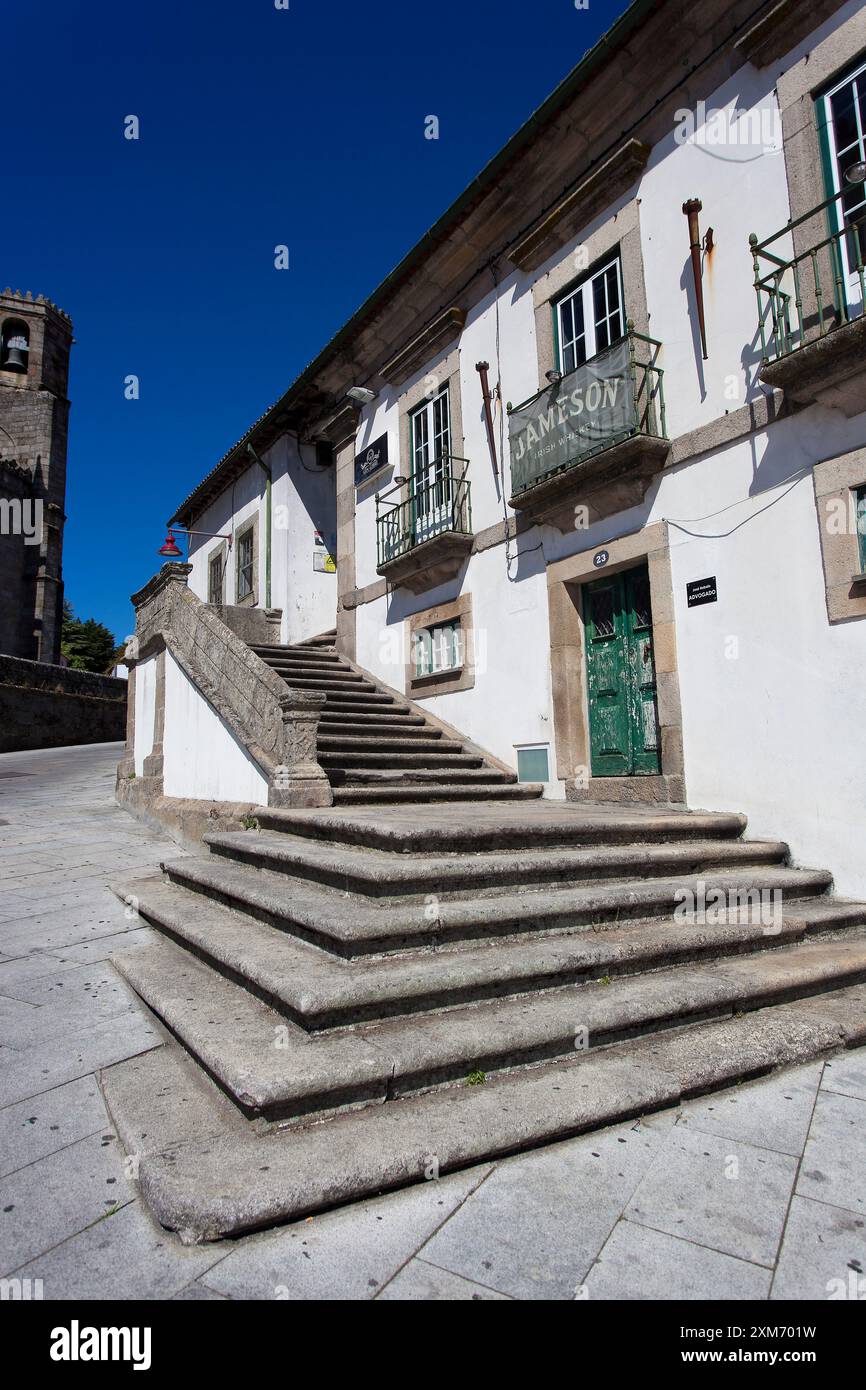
xmin=246 ymin=443 xmax=272 ymax=609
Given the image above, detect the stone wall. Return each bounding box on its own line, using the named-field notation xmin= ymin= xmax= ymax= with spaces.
xmin=0 ymin=654 xmax=127 ymax=753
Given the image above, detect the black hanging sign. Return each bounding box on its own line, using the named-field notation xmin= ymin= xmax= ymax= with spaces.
xmin=686 ymin=576 xmax=718 ymax=607
xmin=354 ymin=434 xmax=389 ymax=486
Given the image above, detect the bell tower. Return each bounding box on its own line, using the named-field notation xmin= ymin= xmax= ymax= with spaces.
xmin=0 ymin=289 xmax=73 ymax=663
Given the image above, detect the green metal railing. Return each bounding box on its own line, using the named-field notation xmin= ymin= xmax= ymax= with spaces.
xmin=750 ymin=188 xmax=866 ymax=363
xmin=376 ymin=456 xmax=472 ymax=569
xmin=507 ymin=323 xmax=666 ymax=497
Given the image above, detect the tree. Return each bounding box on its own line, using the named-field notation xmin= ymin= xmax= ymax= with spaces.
xmin=61 ymin=605 xmax=117 ymax=673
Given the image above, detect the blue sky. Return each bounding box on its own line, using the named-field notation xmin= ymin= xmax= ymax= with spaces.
xmin=6 ymin=0 xmax=627 ymax=641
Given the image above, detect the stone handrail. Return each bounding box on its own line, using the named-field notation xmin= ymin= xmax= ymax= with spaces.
xmin=126 ymin=563 xmax=331 ymax=808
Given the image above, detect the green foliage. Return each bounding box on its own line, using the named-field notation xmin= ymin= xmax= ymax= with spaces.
xmin=61 ymin=605 xmax=117 ymax=673
xmin=465 ymin=1069 xmax=487 ymax=1087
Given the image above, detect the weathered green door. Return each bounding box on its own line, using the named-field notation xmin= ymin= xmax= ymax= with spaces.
xmin=584 ymin=564 xmax=661 ymax=777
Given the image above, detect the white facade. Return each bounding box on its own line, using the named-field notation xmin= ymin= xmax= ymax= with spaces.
xmin=168 ymin=0 xmax=866 ymax=895
xmin=184 ymin=432 xmax=337 ymax=646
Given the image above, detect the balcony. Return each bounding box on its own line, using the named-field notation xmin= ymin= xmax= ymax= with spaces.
xmin=507 ymin=325 xmax=668 ymax=530
xmin=750 ymin=190 xmax=866 ymax=416
xmin=375 ymin=457 xmax=472 ymax=593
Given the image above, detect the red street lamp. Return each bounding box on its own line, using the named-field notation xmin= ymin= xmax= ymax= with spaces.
xmin=157 ymin=526 xmax=232 ymax=557
xmin=158 ymin=530 xmax=184 ymax=558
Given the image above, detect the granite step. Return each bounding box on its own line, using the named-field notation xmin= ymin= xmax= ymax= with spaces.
xmin=100 ymin=984 xmax=866 ymax=1242
xmin=275 ymin=677 xmax=382 ymax=694
xmin=252 ymin=643 xmax=342 ymax=663
xmin=119 ymin=873 xmax=866 ymax=1030
xmin=317 ymin=735 xmax=462 ymax=754
xmin=268 ymin=664 xmax=369 ymax=682
xmin=319 ymin=702 xmax=413 ymax=719
xmin=334 ymin=767 xmax=517 ymax=787
xmin=162 ymin=853 xmax=833 ymax=955
xmin=202 ymin=828 xmax=791 ymax=900
xmin=331 ymin=783 xmax=542 ymax=804
xmin=111 ymin=930 xmax=866 ymax=1123
xmin=256 ymin=804 xmax=748 ymax=852
xmin=317 ymin=720 xmax=437 ymax=738
xmin=320 ymin=750 xmax=484 ymax=771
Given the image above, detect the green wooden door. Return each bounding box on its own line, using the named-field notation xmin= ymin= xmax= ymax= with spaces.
xmin=584 ymin=564 xmax=661 ymax=777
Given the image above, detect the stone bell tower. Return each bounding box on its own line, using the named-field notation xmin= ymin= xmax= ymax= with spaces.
xmin=0 ymin=288 xmax=73 ymax=663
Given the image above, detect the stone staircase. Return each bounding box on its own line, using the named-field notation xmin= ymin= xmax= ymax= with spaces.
xmin=102 ymin=798 xmax=866 ymax=1243
xmin=248 ymin=630 xmax=541 ymax=805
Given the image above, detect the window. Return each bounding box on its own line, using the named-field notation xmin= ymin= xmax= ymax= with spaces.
xmin=236 ymin=527 xmax=254 ymax=601
xmin=516 ymin=745 xmax=550 ymax=783
xmin=857 ymin=486 xmax=866 ymax=574
xmin=409 ymin=385 xmax=453 ymax=541
xmin=414 ymin=619 xmax=463 ymax=677
xmin=208 ymin=551 xmax=224 ymax=605
xmin=0 ymin=318 xmax=29 ymax=374
xmin=821 ymin=59 xmax=866 ymax=274
xmin=555 ymin=255 xmax=625 ymax=374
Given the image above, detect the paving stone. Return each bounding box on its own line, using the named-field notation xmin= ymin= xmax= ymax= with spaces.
xmin=797 ymin=1091 xmax=866 ymax=1214
xmin=377 ymin=1257 xmax=511 ymax=1300
xmin=202 ymin=1166 xmax=492 ymax=1301
xmin=584 ymin=1219 xmax=772 ymax=1300
xmin=820 ymin=1055 xmax=866 ymax=1103
xmin=172 ymin=1281 xmax=228 ymax=1300
xmin=15 ymin=1199 xmax=227 ymax=1300
xmin=771 ymin=1195 xmax=866 ymax=1301
xmin=419 ymin=1111 xmax=676 ymax=1300
xmin=45 ymin=928 xmax=157 ymax=965
xmin=625 ymin=1126 xmax=797 ymax=1267
xmin=0 ymin=1010 xmax=161 ymax=1109
xmin=0 ymin=966 xmax=139 ymax=1047
xmin=0 ymin=951 xmax=87 ymax=991
xmin=0 ymin=1130 xmax=135 ymax=1276
xmin=0 ymin=1075 xmax=108 ymax=1179
xmin=676 ymin=1062 xmax=822 ymax=1156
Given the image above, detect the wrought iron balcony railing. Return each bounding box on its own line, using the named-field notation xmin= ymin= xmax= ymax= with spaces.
xmin=750 ymin=187 xmax=866 ymax=363
xmin=376 ymin=457 xmax=472 ymax=569
xmin=507 ymin=323 xmax=666 ymax=498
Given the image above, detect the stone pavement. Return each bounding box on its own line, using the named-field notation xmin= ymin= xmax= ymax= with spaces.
xmin=1 ymin=742 xmax=865 ymax=1301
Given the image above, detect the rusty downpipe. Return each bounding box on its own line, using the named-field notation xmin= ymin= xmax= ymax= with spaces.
xmin=683 ymin=198 xmax=709 ymax=360
xmin=475 ymin=361 xmax=499 ymax=476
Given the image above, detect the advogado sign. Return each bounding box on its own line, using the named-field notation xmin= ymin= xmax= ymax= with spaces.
xmin=508 ymin=339 xmax=635 ymax=495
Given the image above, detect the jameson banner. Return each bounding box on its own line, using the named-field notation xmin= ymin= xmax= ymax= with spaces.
xmin=509 ymin=338 xmax=635 ymax=494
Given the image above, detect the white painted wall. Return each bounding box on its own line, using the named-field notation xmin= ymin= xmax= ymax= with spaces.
xmin=346 ymin=12 xmax=866 ymax=894
xmin=162 ymin=651 xmax=268 ymax=804
xmin=133 ymin=654 xmax=156 ymax=774
xmin=185 ymin=437 xmax=336 ymax=645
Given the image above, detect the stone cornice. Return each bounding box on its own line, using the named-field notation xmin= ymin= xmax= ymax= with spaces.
xmin=507 ymin=139 xmax=651 ymax=272
xmin=734 ymin=0 xmax=844 ymax=67
xmin=378 ymin=307 xmax=467 ymax=387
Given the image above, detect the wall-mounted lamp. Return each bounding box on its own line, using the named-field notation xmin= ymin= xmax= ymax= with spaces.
xmin=346 ymin=386 xmax=377 ymax=405
xmin=157 ymin=526 xmax=232 ymax=558
xmin=545 ymin=369 xmax=563 ymax=385
xmin=393 ymin=474 xmax=408 ymax=486
xmin=844 ymin=160 xmax=866 ymax=186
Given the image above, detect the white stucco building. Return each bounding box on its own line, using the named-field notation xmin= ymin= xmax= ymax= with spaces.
xmin=158 ymin=0 xmax=866 ymax=894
